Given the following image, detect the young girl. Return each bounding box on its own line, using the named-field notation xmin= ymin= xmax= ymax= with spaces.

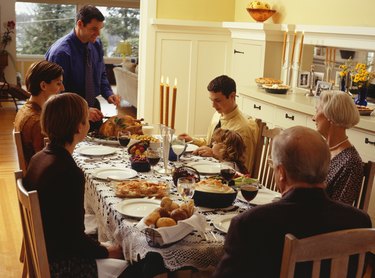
xmin=211 ymin=128 xmax=248 ymax=174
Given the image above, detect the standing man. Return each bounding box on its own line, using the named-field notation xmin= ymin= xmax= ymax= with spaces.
xmin=179 ymin=75 xmax=258 ymax=172
xmin=46 ymin=5 xmax=120 ymax=130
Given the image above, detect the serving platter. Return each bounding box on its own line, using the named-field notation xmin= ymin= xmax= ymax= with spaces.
xmin=114 ymin=198 xmax=161 ymax=218
xmin=212 ymin=214 xmax=236 ymax=233
xmin=76 ymin=145 xmax=117 ymax=156
xmin=92 ymin=167 xmax=137 ymax=181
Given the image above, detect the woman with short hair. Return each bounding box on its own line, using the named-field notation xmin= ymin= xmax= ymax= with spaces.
xmin=313 ymin=90 xmax=362 ymax=205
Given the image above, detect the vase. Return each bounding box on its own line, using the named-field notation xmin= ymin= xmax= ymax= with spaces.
xmin=354 ymin=85 xmax=367 ymax=106
xmin=340 ymin=76 xmax=346 ymax=92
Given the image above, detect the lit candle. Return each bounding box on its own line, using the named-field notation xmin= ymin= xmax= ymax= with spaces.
xmin=325 ymin=48 xmax=328 ymax=63
xmin=290 ymin=31 xmax=297 ymax=64
xmin=171 ymin=78 xmax=177 ymax=129
xmin=298 ymin=31 xmax=304 ymax=65
xmin=281 ymin=29 xmax=288 ymax=65
xmin=160 ymin=76 xmax=164 ymax=124
xmin=333 ymin=48 xmax=336 ymax=64
xmin=165 ymin=77 xmax=170 ymax=127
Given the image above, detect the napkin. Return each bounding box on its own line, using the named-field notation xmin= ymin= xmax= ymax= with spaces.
xmin=95 ymin=258 xmax=128 ymax=278
xmin=137 ymin=212 xmax=206 ymax=246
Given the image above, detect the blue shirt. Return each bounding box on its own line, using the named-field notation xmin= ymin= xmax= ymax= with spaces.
xmin=45 ymin=30 xmax=113 ymax=106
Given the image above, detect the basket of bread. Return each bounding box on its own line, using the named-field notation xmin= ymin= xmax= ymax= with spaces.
xmin=137 ymin=197 xmax=206 ymax=247
xmin=356 ymin=105 xmax=374 ymax=116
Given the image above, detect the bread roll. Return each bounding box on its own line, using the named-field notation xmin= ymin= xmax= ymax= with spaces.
xmin=170 ymin=208 xmax=188 ymax=222
xmin=156 ymin=217 xmax=177 ymax=228
xmin=160 ymin=197 xmax=173 ymax=210
xmin=170 ymin=202 xmax=180 ymax=211
xmin=144 ymin=211 xmax=160 ymax=226
xmin=157 ymin=207 xmax=171 ymax=218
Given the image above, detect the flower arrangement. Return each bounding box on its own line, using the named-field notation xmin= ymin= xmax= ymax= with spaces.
xmin=352 ymin=63 xmax=374 ymax=88
xmin=1 ymin=20 xmax=16 ymax=54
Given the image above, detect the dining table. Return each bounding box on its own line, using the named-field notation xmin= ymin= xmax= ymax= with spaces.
xmin=72 ymin=137 xmax=280 ymax=272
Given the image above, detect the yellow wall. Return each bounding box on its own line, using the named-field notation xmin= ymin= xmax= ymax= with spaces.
xmin=156 ymin=0 xmax=235 ymax=21
xmin=235 ymin=0 xmax=375 ymax=26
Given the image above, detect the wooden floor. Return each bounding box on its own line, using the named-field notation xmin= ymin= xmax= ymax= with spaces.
xmin=0 ymin=103 xmax=23 ymax=277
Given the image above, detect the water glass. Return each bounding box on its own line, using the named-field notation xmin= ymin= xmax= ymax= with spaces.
xmin=177 ymin=176 xmax=195 ymax=201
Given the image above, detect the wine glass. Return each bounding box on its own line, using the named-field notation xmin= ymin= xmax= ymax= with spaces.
xmin=240 ymin=183 xmax=259 ymax=208
xmin=220 ymin=161 xmax=236 ymax=185
xmin=172 ymin=138 xmax=186 ymax=165
xmin=146 ymin=148 xmax=161 ymax=172
xmin=118 ymin=131 xmax=131 ymax=158
xmin=177 ymin=177 xmax=196 ymax=201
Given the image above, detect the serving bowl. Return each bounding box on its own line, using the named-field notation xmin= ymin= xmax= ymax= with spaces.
xmin=262 ymin=84 xmax=290 ymax=94
xmin=246 ymin=8 xmax=276 ymax=22
xmin=193 ymin=189 xmax=237 ymax=208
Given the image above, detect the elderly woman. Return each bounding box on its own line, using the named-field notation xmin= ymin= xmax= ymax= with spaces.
xmin=14 ymin=60 xmax=64 ymax=165
xmin=312 ymin=90 xmax=362 ymax=205
xmin=24 ymin=93 xmax=125 ymax=277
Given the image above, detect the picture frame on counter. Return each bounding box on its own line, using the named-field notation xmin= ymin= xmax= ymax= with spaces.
xmin=313 ymin=72 xmax=324 ymax=87
xmin=315 ymin=81 xmax=332 ymax=96
xmin=298 ymin=71 xmax=310 ymax=88
xmin=334 ymin=71 xmax=342 ymax=88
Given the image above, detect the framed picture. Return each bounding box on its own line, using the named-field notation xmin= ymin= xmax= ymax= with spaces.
xmin=298 ymin=72 xmax=310 ymax=88
xmin=315 ymin=81 xmax=332 ymax=96
xmin=334 ymin=71 xmax=342 ymax=88
xmin=313 ymin=72 xmax=324 ymax=87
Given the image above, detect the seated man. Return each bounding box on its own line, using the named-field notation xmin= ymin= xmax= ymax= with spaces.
xmin=213 ymin=126 xmax=371 ymax=278
xmin=179 ymin=75 xmax=258 ymax=172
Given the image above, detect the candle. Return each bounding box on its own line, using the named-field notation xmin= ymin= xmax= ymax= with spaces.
xmin=171 ymin=78 xmax=177 ymax=129
xmin=281 ymin=30 xmax=287 ymax=65
xmin=165 ymin=77 xmax=170 ymax=127
xmin=333 ymin=48 xmax=336 ymax=64
xmin=298 ymin=31 xmax=304 ymax=64
xmin=290 ymin=31 xmax=297 ymax=64
xmin=325 ymin=48 xmax=328 ymax=63
xmin=160 ymin=76 xmax=164 ymax=124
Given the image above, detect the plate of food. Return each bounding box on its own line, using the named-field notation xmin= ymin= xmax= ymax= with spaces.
xmin=115 ymin=179 xmax=169 ymax=198
xmin=75 ymin=145 xmax=118 ymax=156
xmin=212 ymin=214 xmax=236 ymax=233
xmin=262 ymin=84 xmax=290 ymax=94
xmin=356 ymin=105 xmax=374 ymax=116
xmin=114 ymin=198 xmax=161 ymax=218
xmin=91 ymin=167 xmax=137 ymax=181
xmin=187 ymin=161 xmax=221 ymax=175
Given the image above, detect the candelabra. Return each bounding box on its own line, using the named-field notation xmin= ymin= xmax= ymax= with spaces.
xmin=306 ymin=65 xmax=315 ymax=96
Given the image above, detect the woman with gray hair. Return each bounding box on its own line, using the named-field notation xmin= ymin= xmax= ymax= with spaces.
xmin=312 ymin=90 xmax=362 ymax=205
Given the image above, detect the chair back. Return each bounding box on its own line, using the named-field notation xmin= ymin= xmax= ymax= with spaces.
xmin=13 ymin=130 xmax=27 ymax=175
xmin=354 ymin=161 xmax=375 ymax=212
xmin=15 ymin=170 xmax=50 ymax=278
xmin=251 ymin=119 xmax=267 ymax=178
xmin=257 ymin=126 xmax=282 ymax=191
xmin=280 ymin=228 xmax=375 ymax=278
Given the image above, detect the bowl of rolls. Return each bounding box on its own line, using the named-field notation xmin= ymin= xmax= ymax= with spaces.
xmin=192 ymin=178 xmax=237 ymax=208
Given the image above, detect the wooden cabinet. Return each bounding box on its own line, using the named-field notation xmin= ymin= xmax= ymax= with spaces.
xmin=347 ymin=129 xmax=375 ymax=163
xmin=242 ymin=97 xmax=275 ymax=125
xmin=273 ymin=107 xmax=308 ymax=129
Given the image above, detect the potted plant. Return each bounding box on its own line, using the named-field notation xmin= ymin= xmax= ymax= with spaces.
xmin=0 ymin=20 xmax=16 ymax=68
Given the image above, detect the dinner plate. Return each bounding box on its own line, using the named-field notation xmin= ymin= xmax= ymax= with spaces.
xmin=114 ymin=198 xmax=161 ymax=218
xmin=185 ymin=143 xmax=198 ymax=153
xmin=92 ymin=168 xmax=137 ymax=181
xmin=237 ymin=187 xmax=281 ymax=206
xmin=187 ymin=161 xmax=221 ymax=175
xmin=87 ymin=136 xmax=119 ymax=146
xmin=76 ymin=145 xmax=117 ymax=156
xmin=213 ymin=214 xmax=236 ymax=233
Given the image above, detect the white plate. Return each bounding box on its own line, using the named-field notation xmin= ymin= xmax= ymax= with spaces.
xmin=76 ymin=145 xmax=117 ymax=156
xmin=114 ymin=199 xmax=161 ymax=218
xmin=92 ymin=168 xmax=137 ymax=181
xmin=87 ymin=136 xmax=119 ymax=145
xmin=213 ymin=214 xmax=236 ymax=233
xmin=187 ymin=161 xmax=221 ymax=175
xmin=237 ymin=187 xmax=281 ymax=206
xmin=185 ymin=143 xmax=198 ymax=153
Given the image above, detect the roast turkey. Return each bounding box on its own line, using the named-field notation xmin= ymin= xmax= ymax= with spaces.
xmin=99 ymin=115 xmax=143 ymax=137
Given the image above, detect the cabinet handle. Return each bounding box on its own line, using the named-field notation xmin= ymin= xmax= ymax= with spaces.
xmin=285 ymin=113 xmax=295 ymax=120
xmin=253 ymin=104 xmax=261 ymax=110
xmin=234 ymin=49 xmax=244 ymax=54
xmin=365 ymin=138 xmax=375 ymax=145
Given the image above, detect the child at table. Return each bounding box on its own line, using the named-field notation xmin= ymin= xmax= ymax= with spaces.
xmin=24 ymin=93 xmax=126 ymax=277
xmin=211 ymin=128 xmax=249 ymax=174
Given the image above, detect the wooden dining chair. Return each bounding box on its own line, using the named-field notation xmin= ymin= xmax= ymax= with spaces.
xmin=280 ymin=228 xmax=375 ymax=278
xmin=354 ymin=161 xmax=375 ymax=212
xmin=13 ymin=130 xmax=27 ymax=174
xmin=250 ymin=118 xmax=267 ymax=179
xmin=15 ymin=170 xmax=51 ymax=278
xmin=256 ymin=125 xmax=282 ymax=191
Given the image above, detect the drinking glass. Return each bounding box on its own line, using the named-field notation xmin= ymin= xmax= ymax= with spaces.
xmin=172 ymin=138 xmax=186 ymax=164
xmin=220 ymin=161 xmax=236 ymax=185
xmin=118 ymin=131 xmax=131 ymax=158
xmin=146 ymin=148 xmax=161 ymax=172
xmin=240 ymin=183 xmax=259 ymax=208
xmin=177 ymin=177 xmax=196 ymax=201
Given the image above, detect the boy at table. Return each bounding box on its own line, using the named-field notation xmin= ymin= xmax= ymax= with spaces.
xmin=178 ymin=75 xmax=258 ymax=172
xmin=24 ymin=93 xmax=126 ymax=277
xmin=213 ymin=126 xmax=371 ymax=278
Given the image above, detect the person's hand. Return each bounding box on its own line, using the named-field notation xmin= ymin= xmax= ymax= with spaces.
xmin=89 ymin=107 xmax=103 ymax=122
xmin=178 ymin=133 xmax=192 ymax=142
xmin=193 ymin=146 xmax=213 ymax=157
xmin=106 ymin=244 xmax=124 ymax=259
xmin=107 ymin=94 xmax=120 ymax=106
